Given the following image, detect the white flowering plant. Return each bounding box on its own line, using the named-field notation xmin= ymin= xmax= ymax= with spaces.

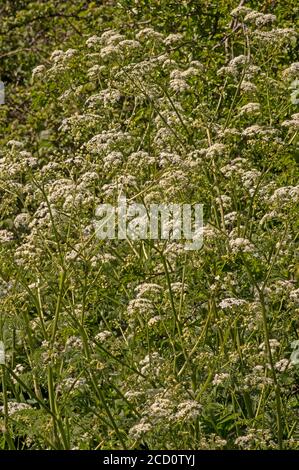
xmin=0 ymin=0 xmax=299 ymax=451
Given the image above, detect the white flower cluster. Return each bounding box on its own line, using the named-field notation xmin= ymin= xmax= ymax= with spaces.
xmin=94 ymin=330 xmax=112 ymax=342
xmin=129 ymin=418 xmax=152 ymax=440
xmin=243 ymin=12 xmax=276 ymax=27
xmin=139 ymin=352 xmax=163 ymax=375
xmin=127 ymin=294 xmax=155 ymax=316
xmin=212 ymin=373 xmax=230 ymax=386
xmin=219 ymin=298 xmax=247 ymax=309
xmin=282 ymin=113 xmax=299 ymax=129
xmin=86 ymin=129 xmax=132 ymax=155
xmin=85 ymin=89 xmax=121 ymax=108
xmin=282 ymin=62 xmax=299 ymax=79
xmin=239 ymin=102 xmax=260 ymax=115
xmin=135 ymin=283 xmax=163 ymax=298
xmin=174 ymin=400 xmax=202 ymax=420
xmin=0 ymin=229 xmax=14 ymax=243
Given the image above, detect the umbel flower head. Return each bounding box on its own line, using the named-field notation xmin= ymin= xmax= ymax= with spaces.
xmin=290 ymin=340 xmax=299 ymax=365
xmin=0 ymin=341 xmax=5 ymax=364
